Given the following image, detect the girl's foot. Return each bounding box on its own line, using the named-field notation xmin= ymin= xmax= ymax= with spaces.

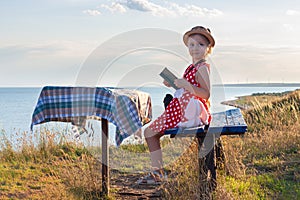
xmin=137 ymin=170 xmax=167 ymax=185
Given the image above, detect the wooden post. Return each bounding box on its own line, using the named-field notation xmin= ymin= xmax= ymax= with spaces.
xmin=197 ymin=137 xmax=212 ymax=199
xmin=101 ymin=118 xmax=109 ymax=196
xmin=197 ymin=137 xmax=206 ymax=197
xmin=215 ymin=138 xmax=226 ymax=171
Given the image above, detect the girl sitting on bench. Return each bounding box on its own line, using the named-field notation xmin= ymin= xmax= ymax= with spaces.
xmin=138 ymin=26 xmax=215 ymax=184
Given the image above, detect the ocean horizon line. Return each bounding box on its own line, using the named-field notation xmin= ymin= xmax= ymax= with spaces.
xmin=1 ymin=82 xmax=300 ymax=89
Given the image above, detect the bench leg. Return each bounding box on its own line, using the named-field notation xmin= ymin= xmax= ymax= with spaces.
xmin=205 ymin=146 xmax=216 ymax=182
xmin=197 ymin=137 xmax=216 ymax=197
xmin=197 ymin=137 xmax=208 ymax=197
xmin=215 ymin=138 xmax=226 ymax=171
xmin=197 ymin=137 xmax=217 ymax=193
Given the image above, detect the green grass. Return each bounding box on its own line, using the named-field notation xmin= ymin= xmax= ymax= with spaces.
xmin=217 ymin=90 xmax=300 ymax=200
xmin=0 ymin=130 xmax=104 ymax=199
xmin=0 ymin=90 xmax=299 ymax=199
xmin=162 ymin=89 xmax=300 ymax=200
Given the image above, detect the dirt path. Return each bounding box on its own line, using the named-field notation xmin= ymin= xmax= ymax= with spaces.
xmin=110 ymin=170 xmax=163 ymax=199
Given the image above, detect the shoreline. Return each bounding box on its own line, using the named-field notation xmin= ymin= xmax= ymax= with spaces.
xmin=221 ymin=98 xmax=250 ymax=110
xmin=220 ymin=89 xmax=299 ymax=110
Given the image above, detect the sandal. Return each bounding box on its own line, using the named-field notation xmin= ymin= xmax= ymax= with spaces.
xmin=137 ymin=170 xmax=167 ymax=185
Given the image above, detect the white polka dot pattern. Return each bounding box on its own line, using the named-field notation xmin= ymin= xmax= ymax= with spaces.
xmin=149 ymin=63 xmax=211 ymax=133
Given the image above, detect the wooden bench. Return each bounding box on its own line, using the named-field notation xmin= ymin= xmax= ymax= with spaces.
xmin=164 ymin=108 xmax=247 ymax=189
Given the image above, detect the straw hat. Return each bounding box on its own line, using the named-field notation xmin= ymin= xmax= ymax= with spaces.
xmin=183 ymin=26 xmax=215 ymax=47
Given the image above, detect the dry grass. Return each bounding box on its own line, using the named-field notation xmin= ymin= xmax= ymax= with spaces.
xmin=0 ymin=130 xmax=109 ymax=200
xmin=162 ymin=140 xmax=215 ymax=200
xmin=0 ymin=89 xmax=299 ymax=199
xmin=161 ymin=89 xmax=300 ymax=199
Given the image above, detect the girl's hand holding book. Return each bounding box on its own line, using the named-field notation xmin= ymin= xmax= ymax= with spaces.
xmin=174 ymin=78 xmax=190 ymax=89
xmin=163 ymin=80 xmax=171 ymax=87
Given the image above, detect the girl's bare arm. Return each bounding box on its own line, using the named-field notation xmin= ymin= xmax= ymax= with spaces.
xmin=174 ymin=66 xmax=210 ymax=99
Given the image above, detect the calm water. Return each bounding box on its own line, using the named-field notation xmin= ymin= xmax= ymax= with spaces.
xmin=0 ymin=85 xmax=299 ymax=146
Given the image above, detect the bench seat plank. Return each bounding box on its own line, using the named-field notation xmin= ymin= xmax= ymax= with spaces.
xmin=164 ymin=108 xmax=247 ymax=137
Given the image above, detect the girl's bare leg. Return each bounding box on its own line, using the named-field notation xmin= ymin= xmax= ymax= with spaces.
xmin=144 ymin=127 xmax=164 ymax=171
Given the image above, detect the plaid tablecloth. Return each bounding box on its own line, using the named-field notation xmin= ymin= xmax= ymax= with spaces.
xmin=31 ymin=86 xmax=152 ymax=146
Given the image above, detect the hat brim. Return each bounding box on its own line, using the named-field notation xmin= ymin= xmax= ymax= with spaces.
xmin=183 ymin=29 xmax=215 ymax=47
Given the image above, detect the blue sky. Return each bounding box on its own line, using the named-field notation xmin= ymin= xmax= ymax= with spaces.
xmin=1 ymin=0 xmax=300 ymax=87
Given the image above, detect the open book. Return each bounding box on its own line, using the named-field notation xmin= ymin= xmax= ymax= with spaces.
xmin=159 ymin=67 xmax=179 ymax=90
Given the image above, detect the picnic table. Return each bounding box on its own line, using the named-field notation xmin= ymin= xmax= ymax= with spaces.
xmin=31 ymin=86 xmax=152 ymax=195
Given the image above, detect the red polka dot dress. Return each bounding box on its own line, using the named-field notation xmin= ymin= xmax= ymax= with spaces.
xmin=149 ymin=62 xmax=211 ymax=133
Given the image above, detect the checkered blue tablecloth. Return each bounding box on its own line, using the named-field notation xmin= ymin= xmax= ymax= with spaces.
xmin=31 ymin=86 xmax=152 ymax=146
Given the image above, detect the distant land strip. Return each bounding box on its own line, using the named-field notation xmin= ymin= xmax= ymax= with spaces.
xmin=213 ymin=83 xmax=300 ymax=87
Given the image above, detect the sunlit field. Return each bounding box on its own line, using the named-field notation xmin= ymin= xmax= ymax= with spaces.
xmin=1 ymin=90 xmax=299 ymax=199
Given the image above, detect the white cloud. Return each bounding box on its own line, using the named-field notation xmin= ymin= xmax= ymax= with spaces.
xmin=0 ymin=41 xmax=97 ymax=63
xmin=124 ymin=0 xmax=156 ymax=12
xmin=97 ymin=0 xmax=222 ymax=17
xmin=100 ymin=2 xmax=127 ymax=13
xmin=283 ymin=23 xmax=295 ymax=32
xmin=286 ymin=9 xmax=300 ymax=16
xmin=123 ymin=0 xmax=175 ymax=17
xmin=170 ymin=3 xmax=223 ymax=17
xmin=83 ymin=9 xmax=101 ymax=16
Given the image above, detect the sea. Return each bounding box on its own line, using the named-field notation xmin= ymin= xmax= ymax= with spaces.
xmin=0 ymin=84 xmax=299 ymax=147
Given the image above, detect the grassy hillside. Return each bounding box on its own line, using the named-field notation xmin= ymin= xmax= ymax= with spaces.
xmin=0 ymin=132 xmax=104 ymax=199
xmin=0 ymin=90 xmax=299 ymax=199
xmin=162 ymin=89 xmax=300 ymax=199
